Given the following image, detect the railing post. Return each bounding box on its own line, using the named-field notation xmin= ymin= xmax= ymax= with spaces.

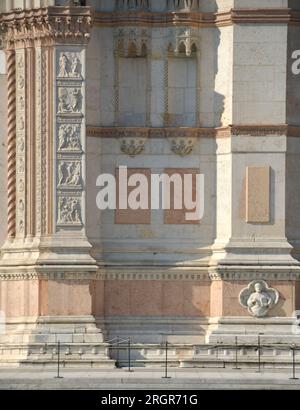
xmin=162 ymin=340 xmax=171 ymax=379
xmin=55 ymin=340 xmax=63 ymax=379
xmin=290 ymin=344 xmax=299 ymax=380
xmin=233 ymin=336 xmax=240 ymax=370
xmin=256 ymin=335 xmax=261 ymax=373
xmin=127 ymin=338 xmax=133 ymax=372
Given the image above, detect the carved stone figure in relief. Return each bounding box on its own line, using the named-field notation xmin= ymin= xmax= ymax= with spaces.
xmin=58 ymin=161 xmax=82 ymax=186
xmin=18 ymin=117 xmax=25 ymax=131
xmin=70 ymin=89 xmax=82 ymax=112
xmin=19 ymin=159 xmax=25 ymax=174
xmin=18 ymin=76 xmax=25 ymax=89
xmin=18 ymin=199 xmax=24 ymax=212
xmin=58 ymin=124 xmax=82 ymax=151
xmin=71 ymin=55 xmax=81 ymax=78
xmin=239 ymin=280 xmax=279 ymax=318
xmin=58 ymin=197 xmax=82 ymax=224
xmin=17 ymin=56 xmax=24 ymax=68
xmin=58 ymin=88 xmax=82 ymax=114
xmin=247 ymin=283 xmax=272 ymax=317
xmin=19 ymin=96 xmax=24 ymax=110
xmin=58 ymin=54 xmax=68 ymax=77
xmin=19 ymin=220 xmax=24 ymax=233
xmin=58 ymin=53 xmax=82 ymax=78
xmin=18 ymin=137 xmax=25 ymax=153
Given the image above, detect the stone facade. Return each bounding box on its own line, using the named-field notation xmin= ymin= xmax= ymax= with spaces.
xmin=0 ymin=0 xmax=300 ymax=367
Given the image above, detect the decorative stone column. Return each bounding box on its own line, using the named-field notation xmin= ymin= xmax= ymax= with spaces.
xmin=0 ymin=6 xmax=113 ymax=368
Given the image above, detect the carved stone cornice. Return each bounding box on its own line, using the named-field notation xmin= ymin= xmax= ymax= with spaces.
xmin=230 ymin=125 xmax=288 ymax=137
xmin=0 ymin=6 xmax=93 ymax=48
xmin=1 ymin=267 xmax=300 ymax=281
xmin=87 ymin=125 xmax=292 ymax=139
xmin=94 ymin=8 xmax=298 ymax=28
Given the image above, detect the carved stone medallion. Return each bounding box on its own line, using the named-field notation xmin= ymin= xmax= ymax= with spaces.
xmin=239 ymin=280 xmax=279 ymax=318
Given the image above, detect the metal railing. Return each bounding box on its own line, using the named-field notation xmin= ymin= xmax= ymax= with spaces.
xmin=51 ymin=337 xmax=300 ymax=380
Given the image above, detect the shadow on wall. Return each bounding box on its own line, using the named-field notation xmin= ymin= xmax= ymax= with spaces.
xmin=286 ymin=1 xmax=300 ymax=261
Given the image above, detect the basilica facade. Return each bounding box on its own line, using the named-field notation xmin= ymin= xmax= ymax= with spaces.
xmin=0 ymin=0 xmax=300 ymax=367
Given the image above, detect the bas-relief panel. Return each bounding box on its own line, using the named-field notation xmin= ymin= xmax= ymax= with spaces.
xmin=56 ymin=48 xmax=86 ymax=230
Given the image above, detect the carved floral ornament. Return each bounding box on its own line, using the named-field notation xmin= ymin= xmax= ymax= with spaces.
xmin=118 ymin=129 xmax=197 ymax=157
xmin=166 ymin=129 xmax=197 ymax=156
xmin=119 ymin=129 xmax=149 ymax=157
xmin=239 ymin=280 xmax=280 ymax=318
xmin=0 ymin=7 xmax=92 ymax=48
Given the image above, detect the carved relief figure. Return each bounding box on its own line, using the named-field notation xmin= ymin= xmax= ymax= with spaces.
xmin=58 ymin=124 xmax=82 ymax=151
xmin=18 ymin=117 xmax=25 ymax=131
xmin=58 ymin=54 xmax=68 ymax=77
xmin=58 ymin=88 xmax=82 ymax=114
xmin=247 ymin=283 xmax=272 ymax=317
xmin=19 ymin=96 xmax=25 ymax=110
xmin=70 ymin=88 xmax=82 ymax=112
xmin=58 ymin=53 xmax=82 ymax=78
xmin=71 ymin=55 xmax=81 ymax=78
xmin=58 ymin=197 xmax=82 ymax=224
xmin=18 ymin=76 xmax=25 ymax=89
xmin=58 ymin=161 xmax=82 ymax=187
xmin=239 ymin=280 xmax=280 ymax=318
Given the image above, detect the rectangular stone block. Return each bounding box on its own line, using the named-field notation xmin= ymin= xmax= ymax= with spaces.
xmin=164 ymin=168 xmax=201 ymax=225
xmin=55 ymin=334 xmax=73 ymax=343
xmin=246 ymin=166 xmax=270 ymax=223
xmin=115 ymin=168 xmax=151 ymax=225
xmin=72 ymin=334 xmax=84 ymax=343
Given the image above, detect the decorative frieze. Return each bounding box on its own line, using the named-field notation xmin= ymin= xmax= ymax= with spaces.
xmin=1 ymin=7 xmax=92 ymax=48
xmin=87 ymin=125 xmax=291 ymax=139
xmin=55 ymin=48 xmax=85 ymax=230
xmin=15 ymin=50 xmax=26 ymax=237
xmin=93 ymin=8 xmax=293 ymax=28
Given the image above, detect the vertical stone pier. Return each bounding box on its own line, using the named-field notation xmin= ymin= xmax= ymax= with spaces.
xmin=0 ymin=5 xmax=113 ymax=367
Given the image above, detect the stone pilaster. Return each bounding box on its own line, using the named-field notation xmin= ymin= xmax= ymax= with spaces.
xmin=0 ymin=6 xmax=96 ymax=271
xmin=0 ymin=6 xmax=112 ymax=368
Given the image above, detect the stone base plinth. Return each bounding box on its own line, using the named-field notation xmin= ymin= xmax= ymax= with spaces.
xmin=206 ymin=316 xmax=300 ymax=344
xmin=0 ymin=315 xmax=115 ymax=368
